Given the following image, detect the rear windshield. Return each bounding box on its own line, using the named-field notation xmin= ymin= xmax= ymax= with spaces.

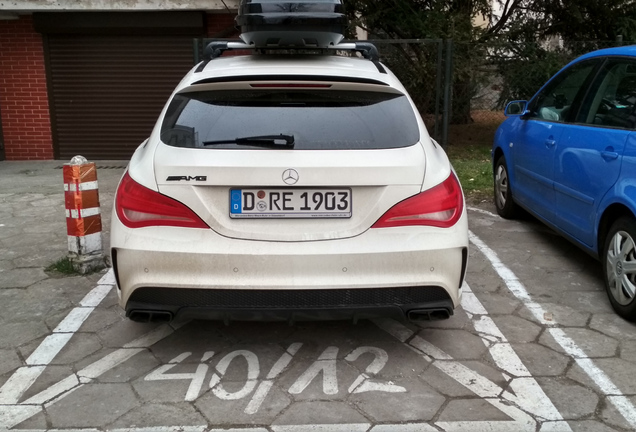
xmin=160 ymin=89 xmax=420 ymax=150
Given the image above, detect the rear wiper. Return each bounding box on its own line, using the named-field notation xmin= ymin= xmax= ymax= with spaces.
xmin=202 ymin=134 xmax=295 ymax=148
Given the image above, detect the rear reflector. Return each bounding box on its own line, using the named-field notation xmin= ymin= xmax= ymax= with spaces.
xmin=372 ymin=172 xmax=464 ymax=229
xmin=115 ymin=172 xmax=208 ymax=229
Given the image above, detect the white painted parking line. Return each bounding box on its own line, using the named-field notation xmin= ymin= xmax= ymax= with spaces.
xmin=3 ymin=288 xmax=570 ymax=432
xmin=466 ymin=206 xmax=500 ymax=218
xmin=0 ymin=248 xmax=592 ymax=431
xmin=0 ymin=278 xmax=112 ymax=405
xmin=468 ymin=226 xmax=636 ymax=429
xmin=370 ymin=425 xmax=438 ymax=432
xmin=14 ymin=429 xmax=261 ymax=432
xmin=272 ymin=425 xmax=370 ymax=432
xmin=112 ymin=429 xmax=258 ymax=432
xmin=110 ymin=429 xmax=208 ymax=432
xmin=28 ymin=321 xmax=189 ymax=406
xmin=0 ymin=301 xmax=190 ymax=429
xmin=1 ymin=272 xmax=571 ymax=431
xmin=373 ymin=282 xmax=572 ymax=432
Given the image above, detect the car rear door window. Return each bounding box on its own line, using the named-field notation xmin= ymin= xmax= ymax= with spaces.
xmin=578 ymin=59 xmax=636 ymax=129
xmin=528 ymin=59 xmax=599 ymax=123
xmin=160 ymin=89 xmax=420 ymax=150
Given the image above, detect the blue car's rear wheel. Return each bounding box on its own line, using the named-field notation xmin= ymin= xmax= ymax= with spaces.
xmin=494 ymin=156 xmax=518 ymax=219
xmin=603 ymin=217 xmax=636 ymax=321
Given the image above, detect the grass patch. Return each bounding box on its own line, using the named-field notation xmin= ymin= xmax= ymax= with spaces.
xmin=447 ymin=144 xmax=493 ymax=201
xmin=46 ymin=256 xmax=79 ymax=275
xmin=444 ymin=110 xmax=505 ymax=202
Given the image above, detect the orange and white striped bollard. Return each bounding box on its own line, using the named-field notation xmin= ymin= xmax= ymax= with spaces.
xmin=63 ymin=155 xmax=104 ymax=273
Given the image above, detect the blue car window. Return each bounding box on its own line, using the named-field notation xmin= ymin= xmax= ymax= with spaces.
xmin=528 ymin=59 xmax=598 ymax=123
xmin=579 ymin=59 xmax=636 ymax=129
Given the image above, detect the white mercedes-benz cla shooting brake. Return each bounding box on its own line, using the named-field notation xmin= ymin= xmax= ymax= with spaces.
xmin=110 ymin=41 xmax=468 ymax=323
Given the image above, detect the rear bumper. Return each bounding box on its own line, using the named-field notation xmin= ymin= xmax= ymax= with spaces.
xmin=125 ymin=286 xmax=457 ymax=323
xmin=111 ymin=214 xmax=468 ymax=322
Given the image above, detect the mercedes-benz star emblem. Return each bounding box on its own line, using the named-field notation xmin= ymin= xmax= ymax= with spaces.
xmin=282 ymin=169 xmax=299 ymax=185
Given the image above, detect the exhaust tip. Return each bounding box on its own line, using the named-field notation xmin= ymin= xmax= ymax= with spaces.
xmin=407 ymin=308 xmax=451 ymax=322
xmin=128 ymin=310 xmax=173 ymax=323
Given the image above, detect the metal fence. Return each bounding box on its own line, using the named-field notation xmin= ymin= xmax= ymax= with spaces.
xmin=448 ymin=40 xmax=626 ymax=126
xmin=193 ymin=38 xmax=628 ymax=147
xmin=365 ymin=39 xmax=450 ymax=145
xmin=193 ymin=38 xmax=453 ymax=145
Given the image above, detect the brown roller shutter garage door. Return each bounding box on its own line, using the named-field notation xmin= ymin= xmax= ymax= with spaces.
xmin=36 ymin=12 xmax=205 ymax=160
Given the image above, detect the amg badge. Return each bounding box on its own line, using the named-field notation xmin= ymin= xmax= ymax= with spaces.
xmin=166 ymin=175 xmax=207 ymax=182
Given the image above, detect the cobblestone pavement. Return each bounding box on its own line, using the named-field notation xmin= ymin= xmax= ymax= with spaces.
xmin=0 ymin=161 xmax=635 ymax=432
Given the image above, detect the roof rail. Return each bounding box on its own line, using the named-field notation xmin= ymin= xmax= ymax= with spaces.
xmin=195 ymin=40 xmax=383 ymax=73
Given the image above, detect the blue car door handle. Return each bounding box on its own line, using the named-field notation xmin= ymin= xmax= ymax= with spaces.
xmin=545 ymin=139 xmax=556 ymax=148
xmin=601 ymin=150 xmax=619 ymax=161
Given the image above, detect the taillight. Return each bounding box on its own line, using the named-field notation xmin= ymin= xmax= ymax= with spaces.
xmin=371 ymin=172 xmax=464 ymax=229
xmin=115 ymin=172 xmax=208 ymax=229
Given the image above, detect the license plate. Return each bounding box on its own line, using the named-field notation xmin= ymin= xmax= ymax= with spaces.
xmin=230 ymin=188 xmax=352 ymax=218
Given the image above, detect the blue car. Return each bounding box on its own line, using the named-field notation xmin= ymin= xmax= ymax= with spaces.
xmin=492 ymin=46 xmax=636 ymax=321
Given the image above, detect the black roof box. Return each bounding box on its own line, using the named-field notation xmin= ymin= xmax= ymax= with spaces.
xmin=235 ymin=0 xmax=347 ymax=48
